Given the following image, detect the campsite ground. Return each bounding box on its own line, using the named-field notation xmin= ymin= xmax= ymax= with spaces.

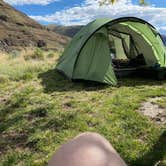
xmin=0 ymin=50 xmax=166 ymax=166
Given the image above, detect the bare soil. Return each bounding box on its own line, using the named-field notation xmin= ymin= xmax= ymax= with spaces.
xmin=138 ymin=97 xmax=166 ymax=125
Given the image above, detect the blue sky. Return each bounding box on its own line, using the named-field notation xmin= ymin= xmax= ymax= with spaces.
xmin=13 ymin=0 xmax=81 ymax=16
xmin=4 ymin=0 xmax=166 ymax=33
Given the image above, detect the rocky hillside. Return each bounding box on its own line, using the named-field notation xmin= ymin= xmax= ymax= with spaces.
xmin=46 ymin=25 xmax=83 ymax=38
xmin=0 ymin=0 xmax=70 ymax=52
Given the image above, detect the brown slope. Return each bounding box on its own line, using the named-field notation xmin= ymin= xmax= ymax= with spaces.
xmin=0 ymin=0 xmax=70 ymax=52
xmin=46 ymin=25 xmax=83 ymax=38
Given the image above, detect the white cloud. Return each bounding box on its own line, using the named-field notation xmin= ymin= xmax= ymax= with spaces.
xmin=158 ymin=26 xmax=166 ymax=34
xmin=30 ymin=0 xmax=166 ymax=34
xmin=4 ymin=0 xmax=59 ymax=5
xmin=160 ymin=27 xmax=166 ymax=31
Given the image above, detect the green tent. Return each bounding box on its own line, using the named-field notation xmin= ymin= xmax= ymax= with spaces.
xmin=56 ymin=17 xmax=166 ymax=85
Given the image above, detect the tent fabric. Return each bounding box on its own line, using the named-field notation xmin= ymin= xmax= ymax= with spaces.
xmin=56 ymin=18 xmax=112 ymax=78
xmin=111 ymin=22 xmax=166 ymax=66
xmin=56 ymin=17 xmax=166 ymax=85
xmin=73 ymin=27 xmax=117 ymax=85
xmin=112 ymin=35 xmax=127 ymax=59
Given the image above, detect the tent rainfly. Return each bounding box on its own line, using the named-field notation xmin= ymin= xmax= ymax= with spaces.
xmin=56 ymin=17 xmax=166 ymax=85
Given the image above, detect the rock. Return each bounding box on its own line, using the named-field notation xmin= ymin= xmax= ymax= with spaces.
xmin=37 ymin=40 xmax=46 ymax=48
xmin=0 ymin=15 xmax=8 ymax=21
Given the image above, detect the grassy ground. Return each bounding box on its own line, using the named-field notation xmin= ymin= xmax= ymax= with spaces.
xmin=0 ymin=51 xmax=166 ymax=166
xmin=153 ymin=97 xmax=166 ymax=109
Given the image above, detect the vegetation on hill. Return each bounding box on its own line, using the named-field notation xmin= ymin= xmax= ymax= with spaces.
xmin=0 ymin=0 xmax=70 ymax=52
xmin=0 ymin=50 xmax=165 ymax=166
xmin=46 ymin=25 xmax=83 ymax=38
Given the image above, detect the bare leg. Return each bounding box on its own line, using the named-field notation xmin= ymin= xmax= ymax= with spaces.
xmin=48 ymin=132 xmax=127 ymax=166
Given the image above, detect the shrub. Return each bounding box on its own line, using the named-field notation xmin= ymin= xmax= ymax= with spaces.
xmin=33 ymin=48 xmax=44 ymax=60
xmin=20 ymin=72 xmax=33 ymax=81
xmin=47 ymin=52 xmax=54 ymax=58
xmin=24 ymin=48 xmax=44 ymax=60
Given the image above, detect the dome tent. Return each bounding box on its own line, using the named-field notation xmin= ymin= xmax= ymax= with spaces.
xmin=56 ymin=17 xmax=166 ymax=85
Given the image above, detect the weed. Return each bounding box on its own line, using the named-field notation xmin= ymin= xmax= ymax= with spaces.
xmin=47 ymin=52 xmax=55 ymax=58
xmin=24 ymin=48 xmax=44 ymax=60
xmin=33 ymin=48 xmax=44 ymax=60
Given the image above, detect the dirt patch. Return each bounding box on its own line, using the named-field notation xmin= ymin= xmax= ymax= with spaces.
xmin=0 ymin=131 xmax=28 ymax=154
xmin=138 ymin=97 xmax=166 ymax=125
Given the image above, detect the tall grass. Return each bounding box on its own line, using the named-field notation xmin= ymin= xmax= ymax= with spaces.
xmin=0 ymin=50 xmax=59 ymax=83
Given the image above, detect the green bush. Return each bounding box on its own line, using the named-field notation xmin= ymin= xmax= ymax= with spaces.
xmin=20 ymin=72 xmax=33 ymax=81
xmin=33 ymin=48 xmax=44 ymax=60
xmin=47 ymin=51 xmax=55 ymax=58
xmin=47 ymin=52 xmax=54 ymax=58
xmin=24 ymin=48 xmax=44 ymax=60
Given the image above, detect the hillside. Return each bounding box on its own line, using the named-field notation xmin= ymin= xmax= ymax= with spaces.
xmin=162 ymin=35 xmax=166 ymax=45
xmin=0 ymin=0 xmax=69 ymax=52
xmin=46 ymin=25 xmax=83 ymax=37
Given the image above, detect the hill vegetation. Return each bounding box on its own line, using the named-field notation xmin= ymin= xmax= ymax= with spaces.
xmin=46 ymin=25 xmax=83 ymax=37
xmin=0 ymin=50 xmax=165 ymax=166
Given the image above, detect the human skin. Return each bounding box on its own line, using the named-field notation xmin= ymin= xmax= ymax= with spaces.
xmin=48 ymin=132 xmax=127 ymax=166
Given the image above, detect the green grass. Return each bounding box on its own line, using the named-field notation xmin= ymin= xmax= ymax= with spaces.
xmin=152 ymin=97 xmax=166 ymax=108
xmin=0 ymin=53 xmax=166 ymax=166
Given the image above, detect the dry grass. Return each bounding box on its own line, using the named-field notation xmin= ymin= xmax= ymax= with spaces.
xmin=0 ymin=50 xmax=59 ymax=83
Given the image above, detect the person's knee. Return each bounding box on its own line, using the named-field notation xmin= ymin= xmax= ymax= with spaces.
xmin=74 ymin=132 xmax=106 ymax=140
xmin=73 ymin=132 xmax=116 ymax=153
xmin=48 ymin=132 xmax=126 ymax=166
